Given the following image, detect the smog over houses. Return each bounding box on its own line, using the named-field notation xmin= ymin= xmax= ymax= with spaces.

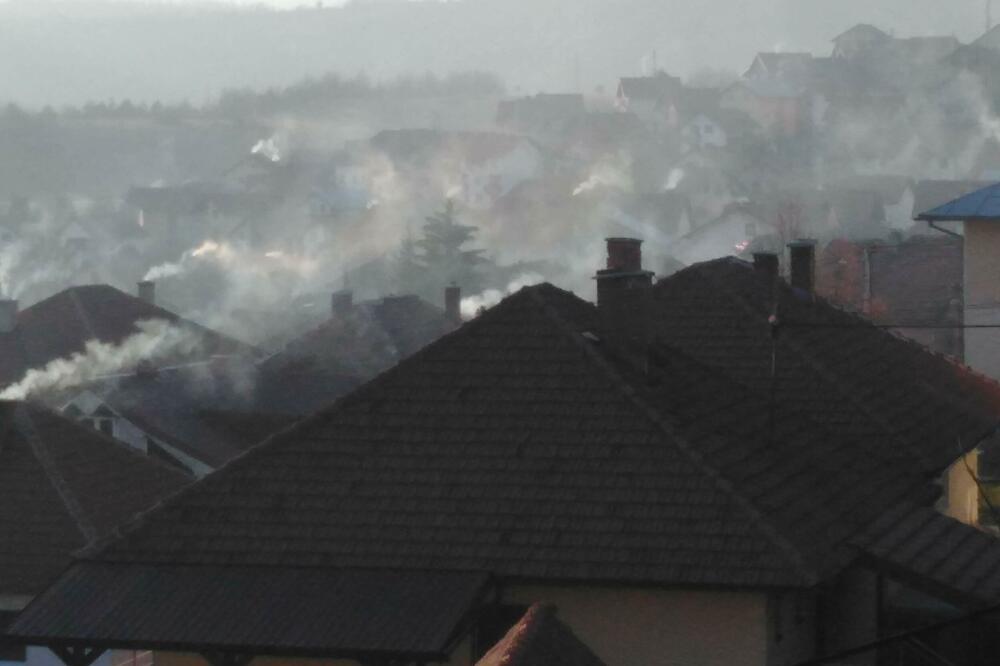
xmin=7 ymin=2 xmax=1000 ymax=666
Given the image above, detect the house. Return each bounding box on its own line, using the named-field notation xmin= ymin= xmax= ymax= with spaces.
xmin=917 ymin=181 xmax=1000 ymax=381
xmin=58 ymin=359 xmax=302 ymax=477
xmin=368 ymin=130 xmax=544 ymax=210
xmin=0 ymin=281 xmax=256 ymax=392
xmin=744 ymin=52 xmax=813 ymax=81
xmin=720 ymin=77 xmax=806 ymax=136
xmin=263 ymin=288 xmax=461 ymax=382
xmin=0 ymin=401 xmax=188 ymax=666
xmin=816 ymin=235 xmax=964 ymax=357
xmin=614 ymin=71 xmax=683 ymax=130
xmin=672 ymin=201 xmax=778 ymax=265
xmin=11 ymin=239 xmax=1000 ymax=666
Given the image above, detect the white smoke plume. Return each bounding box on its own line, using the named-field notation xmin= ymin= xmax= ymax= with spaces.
xmin=572 ymin=155 xmax=633 ymax=196
xmin=460 ymin=272 xmax=544 ymax=319
xmin=664 ymin=168 xmax=685 ymax=191
xmin=0 ymin=319 xmax=203 ymax=400
xmin=251 ymin=136 xmax=282 ymax=163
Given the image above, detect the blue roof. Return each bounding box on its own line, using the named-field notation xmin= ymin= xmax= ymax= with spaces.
xmin=917 ymin=181 xmax=1000 ymax=221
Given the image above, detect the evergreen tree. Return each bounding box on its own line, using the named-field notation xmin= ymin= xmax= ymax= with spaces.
xmin=393 ymin=227 xmax=425 ymax=294
xmin=417 ymin=199 xmax=487 ymax=293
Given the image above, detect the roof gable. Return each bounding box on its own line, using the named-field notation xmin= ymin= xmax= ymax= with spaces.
xmin=476 ymin=604 xmax=607 ymax=666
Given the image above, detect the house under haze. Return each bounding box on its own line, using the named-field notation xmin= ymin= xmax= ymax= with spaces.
xmin=614 ymin=71 xmax=683 ymax=131
xmin=58 ymin=359 xmax=299 ymax=477
xmin=495 ymin=94 xmax=586 ymax=140
xmin=0 ymin=282 xmax=257 ymax=393
xmin=0 ymin=401 xmax=188 ymax=666
xmin=12 ymin=239 xmax=1000 ymax=666
xmin=816 ymin=235 xmax=964 ymax=358
xmin=264 ymin=288 xmax=461 ymax=384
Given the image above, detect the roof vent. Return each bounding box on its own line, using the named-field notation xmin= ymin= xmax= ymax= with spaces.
xmin=137 ymin=280 xmax=155 ymax=305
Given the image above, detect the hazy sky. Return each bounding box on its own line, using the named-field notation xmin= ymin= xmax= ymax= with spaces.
xmin=0 ymin=0 xmax=991 ymax=107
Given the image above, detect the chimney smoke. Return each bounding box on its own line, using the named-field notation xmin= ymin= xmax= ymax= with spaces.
xmin=0 ymin=300 xmax=18 ymax=334
xmin=137 ymin=280 xmax=155 ymax=305
xmin=445 ymin=284 xmax=461 ymax=325
xmin=787 ymin=239 xmax=817 ymax=294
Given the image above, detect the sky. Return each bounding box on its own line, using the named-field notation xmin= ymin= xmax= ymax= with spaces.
xmin=0 ymin=0 xmax=991 ymax=107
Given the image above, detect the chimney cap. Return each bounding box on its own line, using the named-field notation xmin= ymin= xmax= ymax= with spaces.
xmin=787 ymin=238 xmax=818 ymax=248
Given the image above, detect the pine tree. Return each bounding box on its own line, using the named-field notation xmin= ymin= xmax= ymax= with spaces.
xmin=417 ymin=200 xmax=487 ymax=292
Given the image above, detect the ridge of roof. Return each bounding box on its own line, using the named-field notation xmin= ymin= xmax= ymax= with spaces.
xmin=13 ymin=403 xmax=98 ymax=542
xmin=524 ymin=286 xmax=819 ymax=585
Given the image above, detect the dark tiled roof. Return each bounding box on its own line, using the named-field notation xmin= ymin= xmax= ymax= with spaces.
xmin=652 ymin=258 xmax=1000 ymax=477
xmin=476 ymin=604 xmax=606 ymax=666
xmin=0 ymin=285 xmax=256 ymax=389
xmin=268 ymin=294 xmax=457 ymax=380
xmin=87 ymin=285 xmax=841 ymax=588
xmin=9 ymin=563 xmax=489 ymax=660
xmin=617 ymin=73 xmax=682 ymax=102
xmin=857 ymin=504 xmax=1000 ymax=608
xmin=0 ymin=402 xmax=188 ymax=595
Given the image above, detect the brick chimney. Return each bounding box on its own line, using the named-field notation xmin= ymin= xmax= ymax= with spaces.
xmin=787 ymin=239 xmax=817 ymax=294
xmin=444 ymin=283 xmax=461 ymax=324
xmin=137 ymin=280 xmax=155 ymax=305
xmin=0 ymin=299 xmax=17 ymax=334
xmin=331 ymin=289 xmax=353 ymax=318
xmin=596 ymin=238 xmax=654 ymax=348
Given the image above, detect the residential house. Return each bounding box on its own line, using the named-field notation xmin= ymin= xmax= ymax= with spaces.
xmin=917 ymin=181 xmax=1000 ymax=381
xmin=369 ymin=130 xmax=545 ymax=210
xmin=672 ymin=201 xmax=778 ymax=265
xmin=744 ymin=52 xmax=814 ymax=82
xmin=720 ymin=77 xmax=806 ymax=137
xmin=11 ymin=239 xmax=1000 ymax=666
xmin=264 ymin=288 xmax=461 ymax=383
xmin=816 ymin=235 xmax=964 ymax=357
xmin=58 ymin=359 xmax=304 ymax=477
xmin=0 ymin=281 xmax=256 ymax=392
xmin=0 ymin=401 xmax=188 ymax=666
xmin=614 ymin=71 xmax=683 ymax=131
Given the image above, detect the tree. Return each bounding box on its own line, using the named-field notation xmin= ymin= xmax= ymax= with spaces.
xmin=417 ymin=200 xmax=488 ymax=293
xmin=393 ymin=227 xmax=424 ymax=294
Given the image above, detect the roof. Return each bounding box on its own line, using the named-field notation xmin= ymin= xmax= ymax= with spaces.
xmin=746 ymin=53 xmax=812 ymax=80
xmin=857 ymin=503 xmax=1000 ymax=608
xmin=972 ymin=24 xmax=1000 ymax=51
xmin=832 ymin=24 xmax=891 ymax=44
xmin=912 ymin=180 xmax=994 ymax=218
xmin=916 ymin=181 xmax=1000 ymax=222
xmin=476 ymin=604 xmax=606 ymax=666
xmin=61 ymin=277 xmax=1000 ymax=591
xmin=267 ymin=293 xmax=458 ymax=380
xmin=0 ymin=285 xmax=256 ymax=390
xmin=0 ymin=401 xmax=188 ymax=595
xmin=652 ymin=258 xmax=1000 ymax=479
xmin=10 ymin=563 xmax=489 ymax=661
xmin=616 ymin=72 xmax=682 ymax=102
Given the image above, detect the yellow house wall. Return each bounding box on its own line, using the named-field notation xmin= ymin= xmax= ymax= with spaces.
xmin=942 ymin=451 xmax=980 ymax=526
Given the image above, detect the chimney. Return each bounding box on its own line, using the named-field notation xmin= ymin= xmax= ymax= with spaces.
xmin=0 ymin=299 xmax=17 ymax=334
xmin=331 ymin=289 xmax=353 ymax=317
xmin=444 ymin=283 xmax=461 ymax=324
xmin=137 ymin=280 xmax=155 ymax=305
xmin=787 ymin=239 xmax=817 ymax=294
xmin=752 ymin=252 xmax=779 ymax=281
xmin=595 ymin=238 xmax=654 ymax=348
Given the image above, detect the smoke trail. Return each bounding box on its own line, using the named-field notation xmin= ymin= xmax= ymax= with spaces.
xmin=460 ymin=272 xmax=544 ymax=318
xmin=0 ymin=319 xmax=203 ymax=400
